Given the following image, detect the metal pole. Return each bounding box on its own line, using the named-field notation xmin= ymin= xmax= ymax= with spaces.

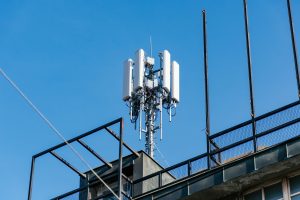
xmin=146 ymin=107 xmax=155 ymax=158
xmin=287 ymin=0 xmax=300 ymax=99
xmin=28 ymin=157 xmax=35 ymax=200
xmin=202 ymin=10 xmax=211 ymax=169
xmin=118 ymin=118 xmax=124 ymax=199
xmin=243 ymin=0 xmax=257 ymax=152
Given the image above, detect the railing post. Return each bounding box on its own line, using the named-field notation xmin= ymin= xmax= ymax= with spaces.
xmin=118 ymin=118 xmax=124 ymax=200
xmin=202 ymin=9 xmax=212 ymax=169
xmin=159 ymin=172 xmax=162 ymax=187
xmin=28 ymin=156 xmax=35 ymax=200
xmin=243 ymin=0 xmax=257 ymax=152
xmin=287 ymin=0 xmax=300 ymax=99
xmin=188 ymin=161 xmax=192 ymax=176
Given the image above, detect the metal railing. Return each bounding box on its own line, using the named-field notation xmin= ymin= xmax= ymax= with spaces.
xmin=132 ymin=100 xmax=300 ymax=197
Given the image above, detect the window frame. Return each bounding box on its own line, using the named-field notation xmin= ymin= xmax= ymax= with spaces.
xmin=288 ymin=172 xmax=300 ymax=199
xmin=243 ymin=177 xmax=295 ymax=200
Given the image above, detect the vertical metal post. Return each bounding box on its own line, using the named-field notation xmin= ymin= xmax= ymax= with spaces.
xmin=118 ymin=118 xmax=124 ymax=199
xmin=243 ymin=0 xmax=257 ymax=152
xmin=287 ymin=0 xmax=300 ymax=99
xmin=28 ymin=156 xmax=35 ymax=200
xmin=159 ymin=172 xmax=162 ymax=187
xmin=202 ymin=10 xmax=211 ymax=169
xmin=188 ymin=160 xmax=191 ymax=176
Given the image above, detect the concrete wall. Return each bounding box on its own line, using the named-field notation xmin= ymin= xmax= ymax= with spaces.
xmin=133 ymin=152 xmax=175 ymax=196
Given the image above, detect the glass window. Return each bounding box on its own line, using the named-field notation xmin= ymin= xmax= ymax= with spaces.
xmin=264 ymin=182 xmax=283 ymax=200
xmin=244 ymin=190 xmax=262 ymax=200
xmin=290 ymin=175 xmax=300 ymax=194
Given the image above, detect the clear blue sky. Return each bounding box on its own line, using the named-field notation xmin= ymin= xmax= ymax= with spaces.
xmin=0 ymin=0 xmax=299 ymax=199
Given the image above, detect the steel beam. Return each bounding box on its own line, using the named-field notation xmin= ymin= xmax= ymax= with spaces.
xmin=50 ymin=151 xmax=86 ymax=179
xmin=105 ymin=127 xmax=140 ymax=158
xmin=77 ymin=139 xmax=112 ymax=168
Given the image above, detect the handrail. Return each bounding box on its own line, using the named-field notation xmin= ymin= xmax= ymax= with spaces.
xmin=209 ymin=100 xmax=300 ymax=140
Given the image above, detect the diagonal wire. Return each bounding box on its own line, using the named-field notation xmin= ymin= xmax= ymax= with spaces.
xmin=0 ymin=68 xmax=119 ymax=199
xmin=154 ymin=143 xmax=170 ymax=168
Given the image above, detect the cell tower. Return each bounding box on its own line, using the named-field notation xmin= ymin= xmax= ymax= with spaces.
xmin=122 ymin=49 xmax=180 ymax=158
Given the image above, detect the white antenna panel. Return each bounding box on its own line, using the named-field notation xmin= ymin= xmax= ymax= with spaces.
xmin=134 ymin=49 xmax=145 ymax=91
xmin=122 ymin=59 xmax=133 ymax=101
xmin=162 ymin=50 xmax=171 ymax=92
xmin=171 ymin=61 xmax=180 ymax=103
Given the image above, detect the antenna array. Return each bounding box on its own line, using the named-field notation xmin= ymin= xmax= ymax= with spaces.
xmin=122 ymin=49 xmax=180 ymax=158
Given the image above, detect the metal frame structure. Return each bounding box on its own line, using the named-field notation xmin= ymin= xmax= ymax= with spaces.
xmin=27 ymin=117 xmax=139 ymax=200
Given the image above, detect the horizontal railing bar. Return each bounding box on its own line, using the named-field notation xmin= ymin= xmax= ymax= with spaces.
xmin=211 ymin=117 xmax=300 ymax=170
xmin=210 ymin=117 xmax=300 ymax=156
xmin=255 ymin=100 xmax=300 ymax=121
xmin=34 ymin=118 xmax=122 ymax=158
xmin=209 ymin=100 xmax=300 ymax=140
xmin=209 ymin=120 xmax=252 ymax=139
xmin=255 ymin=117 xmax=300 ymax=139
xmin=211 ymin=137 xmax=254 ymax=156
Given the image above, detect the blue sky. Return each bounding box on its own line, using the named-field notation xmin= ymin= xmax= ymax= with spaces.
xmin=0 ymin=0 xmax=299 ymax=199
